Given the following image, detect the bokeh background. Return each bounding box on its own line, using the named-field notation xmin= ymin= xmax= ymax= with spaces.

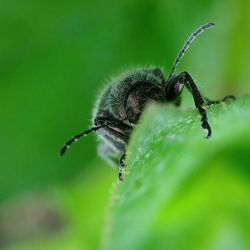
xmin=0 ymin=0 xmax=249 ymax=249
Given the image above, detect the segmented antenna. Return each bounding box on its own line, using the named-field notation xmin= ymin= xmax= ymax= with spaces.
xmin=167 ymin=22 xmax=215 ymax=80
xmin=60 ymin=121 xmax=117 ymax=156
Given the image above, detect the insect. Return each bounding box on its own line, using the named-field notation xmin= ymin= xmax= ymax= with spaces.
xmin=60 ymin=22 xmax=235 ymax=181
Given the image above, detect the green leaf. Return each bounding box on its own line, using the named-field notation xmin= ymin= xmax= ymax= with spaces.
xmin=103 ymin=97 xmax=250 ymax=250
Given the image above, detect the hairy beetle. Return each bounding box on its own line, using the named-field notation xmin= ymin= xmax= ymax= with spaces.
xmin=60 ymin=22 xmax=234 ymax=180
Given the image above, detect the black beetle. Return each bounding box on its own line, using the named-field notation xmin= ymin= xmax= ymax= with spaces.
xmin=60 ymin=22 xmax=234 ymax=180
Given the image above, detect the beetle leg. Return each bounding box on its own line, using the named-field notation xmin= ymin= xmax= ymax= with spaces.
xmin=96 ymin=124 xmax=130 ymax=181
xmin=173 ymin=71 xmax=211 ymax=138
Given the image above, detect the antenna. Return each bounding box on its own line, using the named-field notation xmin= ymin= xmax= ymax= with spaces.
xmin=167 ymin=22 xmax=215 ymax=80
xmin=60 ymin=121 xmax=118 ymax=156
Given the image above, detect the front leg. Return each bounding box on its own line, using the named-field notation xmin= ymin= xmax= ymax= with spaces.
xmin=172 ymin=71 xmax=211 ymax=138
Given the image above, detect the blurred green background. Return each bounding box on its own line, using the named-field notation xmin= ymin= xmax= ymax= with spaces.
xmin=0 ymin=0 xmax=249 ymax=249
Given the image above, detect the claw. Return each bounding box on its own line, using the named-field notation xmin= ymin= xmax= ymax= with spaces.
xmin=118 ymin=170 xmax=125 ymax=181
xmin=118 ymin=153 xmax=126 ymax=181
xmin=202 ymin=121 xmax=212 ymax=139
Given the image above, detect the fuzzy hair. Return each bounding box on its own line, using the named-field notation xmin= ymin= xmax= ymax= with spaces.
xmin=93 ymin=67 xmax=165 ymax=122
